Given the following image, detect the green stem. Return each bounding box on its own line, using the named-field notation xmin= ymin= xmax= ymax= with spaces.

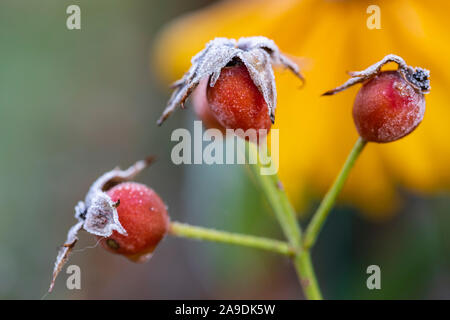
xmin=247 ymin=142 xmax=301 ymax=248
xmin=169 ymin=221 xmax=294 ymax=257
xmin=294 ymin=251 xmax=322 ymax=300
xmin=246 ymin=141 xmax=322 ymax=300
xmin=304 ymin=137 xmax=367 ymax=250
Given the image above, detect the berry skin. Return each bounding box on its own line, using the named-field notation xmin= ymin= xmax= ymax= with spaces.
xmin=192 ymin=78 xmax=225 ymax=132
xmin=206 ymin=63 xmax=272 ymax=137
xmin=99 ymin=182 xmax=169 ymax=263
xmin=353 ymin=71 xmax=425 ymax=143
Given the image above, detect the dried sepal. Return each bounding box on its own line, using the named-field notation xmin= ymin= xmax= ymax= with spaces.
xmin=48 ymin=157 xmax=154 ymax=292
xmin=48 ymin=221 xmax=83 ymax=293
xmin=81 ymin=157 xmax=154 ymax=237
xmin=82 ymin=192 xmax=125 ymax=237
xmin=323 ymin=54 xmax=430 ymax=96
xmin=157 ymin=36 xmax=303 ymax=125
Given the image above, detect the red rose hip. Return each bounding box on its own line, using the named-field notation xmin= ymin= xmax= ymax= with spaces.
xmin=206 ymin=63 xmax=272 ymax=137
xmin=157 ymin=37 xmax=303 ymax=127
xmin=192 ymin=78 xmax=225 ymax=132
xmin=353 ymin=71 xmax=425 ymax=143
xmin=100 ymin=182 xmax=170 ymax=263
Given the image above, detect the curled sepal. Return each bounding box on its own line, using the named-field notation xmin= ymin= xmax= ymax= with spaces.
xmin=48 ymin=221 xmax=83 ymax=293
xmin=157 ymin=36 xmax=303 ymax=125
xmin=323 ymin=54 xmax=430 ymax=96
xmin=83 ymin=192 xmax=124 ymax=237
xmin=48 ymin=157 xmax=154 ymax=293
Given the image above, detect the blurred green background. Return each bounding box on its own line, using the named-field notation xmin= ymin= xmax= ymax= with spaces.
xmin=0 ymin=0 xmax=448 ymax=299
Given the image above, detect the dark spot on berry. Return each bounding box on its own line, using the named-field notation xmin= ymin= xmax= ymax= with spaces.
xmin=106 ymin=239 xmax=120 ymax=250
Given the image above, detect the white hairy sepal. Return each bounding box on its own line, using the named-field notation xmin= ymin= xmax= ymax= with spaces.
xmin=323 ymin=54 xmax=430 ymax=96
xmin=158 ymin=36 xmax=303 ymax=125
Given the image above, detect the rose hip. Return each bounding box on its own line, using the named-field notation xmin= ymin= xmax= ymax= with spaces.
xmin=100 ymin=182 xmax=170 ymax=263
xmin=353 ymin=71 xmax=425 ymax=143
xmin=192 ymin=78 xmax=225 ymax=132
xmin=206 ymin=63 xmax=272 ymax=137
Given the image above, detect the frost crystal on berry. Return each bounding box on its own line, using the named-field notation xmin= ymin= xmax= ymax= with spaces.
xmin=323 ymin=54 xmax=430 ymax=96
xmin=157 ymin=36 xmax=303 ymax=125
xmin=49 ymin=157 xmax=154 ymax=292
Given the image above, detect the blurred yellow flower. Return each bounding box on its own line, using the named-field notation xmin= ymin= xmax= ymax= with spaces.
xmin=153 ymin=0 xmax=450 ymax=219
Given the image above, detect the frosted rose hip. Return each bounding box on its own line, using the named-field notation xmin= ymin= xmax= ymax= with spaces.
xmin=49 ymin=159 xmax=165 ymax=292
xmin=100 ymin=182 xmax=170 ymax=262
xmin=192 ymin=78 xmax=225 ymax=132
xmin=324 ymin=54 xmax=430 ymax=143
xmin=353 ymin=71 xmax=425 ymax=143
xmin=157 ymin=37 xmax=303 ymax=126
xmin=206 ymin=63 xmax=272 ymax=137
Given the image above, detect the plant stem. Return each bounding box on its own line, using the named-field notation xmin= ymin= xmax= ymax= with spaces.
xmin=246 ymin=141 xmax=322 ymax=300
xmin=169 ymin=221 xmax=294 ymax=256
xmin=303 ymin=137 xmax=367 ymax=250
xmin=294 ymin=251 xmax=322 ymax=299
xmin=247 ymin=142 xmax=301 ymax=248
